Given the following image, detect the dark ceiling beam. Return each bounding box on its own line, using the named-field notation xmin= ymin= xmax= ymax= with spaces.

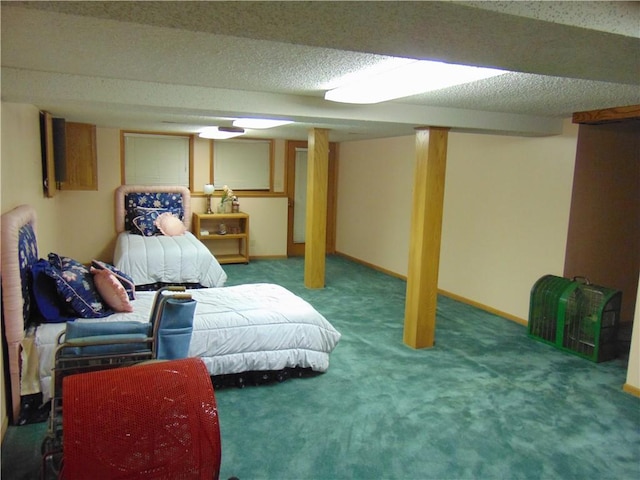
xmin=573 ymin=104 xmax=640 ymax=124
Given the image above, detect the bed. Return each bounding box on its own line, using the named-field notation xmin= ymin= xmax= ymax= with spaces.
xmin=0 ymin=204 xmax=341 ymax=425
xmin=113 ymin=185 xmax=227 ymax=289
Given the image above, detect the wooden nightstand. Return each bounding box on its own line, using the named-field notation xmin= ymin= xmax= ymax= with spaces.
xmin=192 ymin=212 xmax=249 ymax=264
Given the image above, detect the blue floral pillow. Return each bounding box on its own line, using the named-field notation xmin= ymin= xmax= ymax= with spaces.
xmin=31 ymin=259 xmax=77 ymax=323
xmin=131 ymin=207 xmax=171 ymax=236
xmin=47 ymin=253 xmax=108 ymax=318
xmin=125 ymin=192 xmax=184 ymax=234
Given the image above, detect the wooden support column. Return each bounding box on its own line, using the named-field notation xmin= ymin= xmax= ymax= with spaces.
xmin=304 ymin=128 xmax=330 ymax=289
xmin=404 ymin=127 xmax=449 ymax=348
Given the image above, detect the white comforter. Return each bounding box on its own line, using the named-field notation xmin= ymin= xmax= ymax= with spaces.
xmin=114 ymin=231 xmax=227 ymax=287
xmin=34 ymin=283 xmax=341 ymax=402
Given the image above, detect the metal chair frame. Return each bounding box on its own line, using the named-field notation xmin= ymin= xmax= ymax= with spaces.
xmin=41 ymin=286 xmax=194 ymax=479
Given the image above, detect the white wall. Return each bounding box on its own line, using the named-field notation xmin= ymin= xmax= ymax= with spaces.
xmin=229 ymin=196 xmax=288 ymax=257
xmin=440 ymin=124 xmax=579 ymax=320
xmin=336 ymin=136 xmax=415 ymax=274
xmin=54 ymin=127 xmax=124 ymax=262
xmin=1 ymin=103 xmax=60 ymax=253
xmin=336 ymin=120 xmax=579 ymax=322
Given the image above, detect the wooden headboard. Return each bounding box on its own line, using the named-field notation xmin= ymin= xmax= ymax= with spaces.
xmin=114 ymin=185 xmax=192 ymax=233
xmin=0 ymin=205 xmax=38 ymax=424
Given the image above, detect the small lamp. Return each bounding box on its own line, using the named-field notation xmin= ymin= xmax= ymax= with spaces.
xmin=203 ymin=184 xmax=215 ymax=214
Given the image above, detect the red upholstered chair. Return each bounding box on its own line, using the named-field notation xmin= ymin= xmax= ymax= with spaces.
xmin=60 ymin=357 xmax=221 ymax=480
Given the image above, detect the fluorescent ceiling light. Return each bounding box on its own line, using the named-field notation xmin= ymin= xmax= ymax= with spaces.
xmin=233 ymin=118 xmax=293 ymax=129
xmin=199 ymin=126 xmax=245 ymax=139
xmin=325 ymin=59 xmax=507 ymax=104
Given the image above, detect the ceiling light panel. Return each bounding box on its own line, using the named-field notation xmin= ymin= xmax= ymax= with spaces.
xmin=325 ymin=60 xmax=507 ymax=104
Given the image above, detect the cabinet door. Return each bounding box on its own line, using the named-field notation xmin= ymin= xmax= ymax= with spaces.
xmin=60 ymin=122 xmax=97 ymax=191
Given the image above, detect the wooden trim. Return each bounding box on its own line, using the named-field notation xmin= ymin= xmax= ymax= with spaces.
xmin=285 ymin=140 xmax=306 ymax=257
xmin=437 ymin=289 xmax=528 ymax=326
xmin=188 ymin=134 xmax=195 ymax=192
xmin=269 ymin=138 xmax=275 ymax=192
xmin=335 ymin=252 xmax=406 ymax=281
xmin=41 ymin=111 xmax=56 ymax=198
xmin=119 ymin=130 xmax=126 ymax=185
xmin=211 ymin=138 xmax=216 ymax=187
xmin=325 ymin=142 xmax=338 ymax=255
xmin=194 ymin=192 xmax=288 ymax=198
xmin=622 ymin=383 xmax=640 ymax=398
xmin=208 ymin=138 xmax=214 ymax=184
xmin=285 ymin=140 xmax=337 ymax=257
xmin=250 ymin=255 xmax=288 ymax=260
xmin=572 ymin=104 xmax=640 ymax=124
xmin=121 ymin=129 xmax=192 ymax=137
xmin=1 ymin=413 xmax=8 ymax=444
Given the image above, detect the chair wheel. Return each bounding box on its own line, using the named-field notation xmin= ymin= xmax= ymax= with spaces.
xmin=41 ymin=435 xmax=55 ymax=455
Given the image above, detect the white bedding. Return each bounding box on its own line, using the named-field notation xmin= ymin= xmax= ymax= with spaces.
xmin=114 ymin=231 xmax=227 ymax=287
xmin=35 ymin=283 xmax=341 ymax=402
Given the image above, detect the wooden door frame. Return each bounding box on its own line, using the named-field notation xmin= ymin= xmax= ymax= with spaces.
xmin=285 ymin=140 xmax=338 ymax=256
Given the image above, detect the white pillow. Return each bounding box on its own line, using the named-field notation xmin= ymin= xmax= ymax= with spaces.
xmin=154 ymin=212 xmax=187 ymax=236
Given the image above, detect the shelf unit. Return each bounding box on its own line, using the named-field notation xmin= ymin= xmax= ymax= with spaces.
xmin=193 ymin=212 xmax=249 ymax=264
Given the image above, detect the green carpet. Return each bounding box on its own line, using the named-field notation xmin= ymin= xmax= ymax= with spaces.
xmin=2 ymin=256 xmax=639 ymax=479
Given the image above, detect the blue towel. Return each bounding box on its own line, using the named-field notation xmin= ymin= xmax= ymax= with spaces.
xmin=156 ymin=298 xmax=197 ymax=360
xmin=63 ymin=321 xmax=151 ymax=356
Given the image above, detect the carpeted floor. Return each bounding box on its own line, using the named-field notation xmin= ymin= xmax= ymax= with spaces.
xmin=2 ymin=256 xmax=639 ymax=479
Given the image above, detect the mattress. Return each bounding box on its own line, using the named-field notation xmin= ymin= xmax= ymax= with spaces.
xmin=114 ymin=231 xmax=227 ymax=287
xmin=35 ymin=283 xmax=341 ymax=402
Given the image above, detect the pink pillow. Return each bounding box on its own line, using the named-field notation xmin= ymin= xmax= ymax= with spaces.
xmin=155 ymin=212 xmax=187 ymax=236
xmin=91 ymin=267 xmax=134 ymax=313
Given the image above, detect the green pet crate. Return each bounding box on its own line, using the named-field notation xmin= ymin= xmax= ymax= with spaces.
xmin=528 ymin=275 xmax=621 ymax=362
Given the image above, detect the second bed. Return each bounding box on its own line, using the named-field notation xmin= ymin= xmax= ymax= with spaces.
xmin=1 ymin=204 xmax=341 ymax=423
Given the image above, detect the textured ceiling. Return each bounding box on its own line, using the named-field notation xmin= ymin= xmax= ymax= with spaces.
xmin=1 ymin=1 xmax=639 ymax=141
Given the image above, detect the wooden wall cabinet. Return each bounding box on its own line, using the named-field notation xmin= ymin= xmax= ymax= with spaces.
xmin=61 ymin=122 xmax=97 ymax=191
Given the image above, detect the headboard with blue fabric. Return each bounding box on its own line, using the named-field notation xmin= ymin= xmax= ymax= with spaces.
xmin=114 ymin=185 xmax=192 ymax=233
xmin=0 ymin=204 xmax=39 ymax=424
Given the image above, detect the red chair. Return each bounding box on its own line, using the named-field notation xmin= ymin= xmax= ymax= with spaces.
xmin=60 ymin=357 xmax=221 ymax=480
